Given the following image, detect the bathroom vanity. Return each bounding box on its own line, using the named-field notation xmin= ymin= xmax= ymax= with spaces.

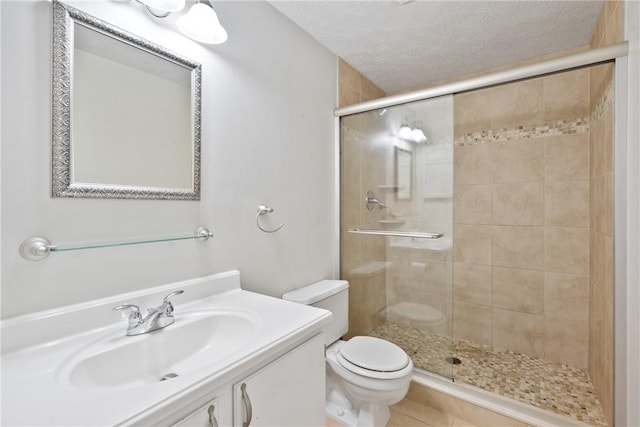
xmin=1 ymin=271 xmax=331 ymax=426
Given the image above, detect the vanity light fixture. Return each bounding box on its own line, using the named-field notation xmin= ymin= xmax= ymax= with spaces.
xmin=177 ymin=1 xmax=228 ymax=45
xmin=139 ymin=0 xmax=185 ymax=18
xmin=398 ymin=124 xmax=427 ymax=143
xmin=138 ymin=0 xmax=228 ymax=45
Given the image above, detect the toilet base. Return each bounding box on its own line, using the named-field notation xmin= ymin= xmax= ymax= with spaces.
xmin=326 ymin=400 xmax=391 ymax=427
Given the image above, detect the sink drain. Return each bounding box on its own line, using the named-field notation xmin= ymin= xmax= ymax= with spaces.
xmin=160 ymin=372 xmax=178 ymax=381
xmin=445 ymin=357 xmax=462 ymax=365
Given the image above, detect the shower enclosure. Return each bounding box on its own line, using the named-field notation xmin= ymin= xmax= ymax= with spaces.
xmin=339 ymin=63 xmax=614 ymax=427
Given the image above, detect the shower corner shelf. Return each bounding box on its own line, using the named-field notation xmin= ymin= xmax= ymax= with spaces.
xmin=19 ymin=226 xmax=213 ymax=261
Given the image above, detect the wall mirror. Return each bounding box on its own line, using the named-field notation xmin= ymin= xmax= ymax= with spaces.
xmin=395 ymin=147 xmax=412 ymax=200
xmin=52 ymin=1 xmax=202 ymax=200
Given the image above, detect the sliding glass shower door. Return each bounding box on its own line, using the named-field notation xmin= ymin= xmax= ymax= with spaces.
xmin=340 ymin=95 xmax=454 ymax=378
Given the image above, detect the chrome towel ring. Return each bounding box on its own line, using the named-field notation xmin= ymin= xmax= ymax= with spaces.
xmin=256 ymin=205 xmax=284 ymax=233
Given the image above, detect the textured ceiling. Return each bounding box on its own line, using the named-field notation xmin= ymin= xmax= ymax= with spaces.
xmin=269 ymin=1 xmax=605 ymax=93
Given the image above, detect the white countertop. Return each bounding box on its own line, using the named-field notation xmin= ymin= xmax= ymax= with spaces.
xmin=1 ymin=270 xmax=331 ymax=426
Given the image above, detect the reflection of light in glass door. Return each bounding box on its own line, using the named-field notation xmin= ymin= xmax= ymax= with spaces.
xmin=340 ymin=95 xmax=454 ymax=379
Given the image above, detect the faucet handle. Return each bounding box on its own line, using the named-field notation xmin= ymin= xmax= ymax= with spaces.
xmin=113 ymin=304 xmax=141 ymax=324
xmin=162 ymin=290 xmax=184 ymax=315
xmin=163 ymin=290 xmax=184 ymax=303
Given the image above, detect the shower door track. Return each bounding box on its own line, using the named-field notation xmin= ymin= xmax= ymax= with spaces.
xmin=334 ymin=41 xmax=628 ymax=117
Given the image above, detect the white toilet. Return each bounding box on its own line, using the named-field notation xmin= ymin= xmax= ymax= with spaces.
xmin=283 ymin=280 xmax=413 ymax=427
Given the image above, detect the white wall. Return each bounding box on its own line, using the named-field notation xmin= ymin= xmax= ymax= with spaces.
xmin=0 ymin=0 xmax=339 ymax=318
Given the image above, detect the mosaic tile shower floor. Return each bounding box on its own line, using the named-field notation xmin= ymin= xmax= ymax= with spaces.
xmin=370 ymin=322 xmax=607 ymax=427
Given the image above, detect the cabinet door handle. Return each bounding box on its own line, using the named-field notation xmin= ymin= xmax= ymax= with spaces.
xmin=240 ymin=383 xmax=252 ymax=427
xmin=207 ymin=404 xmax=218 ymax=427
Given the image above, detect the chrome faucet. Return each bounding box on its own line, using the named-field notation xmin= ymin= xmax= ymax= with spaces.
xmin=113 ymin=290 xmax=184 ymax=336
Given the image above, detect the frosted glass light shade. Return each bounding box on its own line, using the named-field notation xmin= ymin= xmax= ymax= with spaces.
xmin=140 ymin=0 xmax=185 ymax=13
xmin=398 ymin=125 xmax=413 ymax=140
xmin=177 ymin=3 xmax=228 ymax=45
xmin=412 ymin=128 xmax=427 ymax=142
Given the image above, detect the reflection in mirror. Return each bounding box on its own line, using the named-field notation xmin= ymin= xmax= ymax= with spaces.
xmin=395 ymin=147 xmax=412 ymax=200
xmin=52 ymin=1 xmax=201 ymax=199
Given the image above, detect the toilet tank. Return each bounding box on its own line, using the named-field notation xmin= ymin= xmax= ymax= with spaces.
xmin=282 ymin=280 xmax=349 ymax=345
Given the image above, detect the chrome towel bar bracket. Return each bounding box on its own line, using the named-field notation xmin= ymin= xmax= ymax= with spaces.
xmin=256 ymin=205 xmax=284 ymax=233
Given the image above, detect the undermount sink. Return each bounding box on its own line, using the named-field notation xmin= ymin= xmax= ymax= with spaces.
xmin=59 ymin=309 xmax=261 ymax=391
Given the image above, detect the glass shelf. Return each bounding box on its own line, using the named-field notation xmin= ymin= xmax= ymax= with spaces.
xmin=19 ymin=226 xmax=213 ymax=261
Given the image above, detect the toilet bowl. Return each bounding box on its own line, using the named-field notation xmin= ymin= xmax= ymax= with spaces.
xmin=283 ymin=280 xmax=413 ymax=427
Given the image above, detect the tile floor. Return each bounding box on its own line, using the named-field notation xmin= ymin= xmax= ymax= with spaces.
xmin=370 ymin=322 xmax=608 ymax=427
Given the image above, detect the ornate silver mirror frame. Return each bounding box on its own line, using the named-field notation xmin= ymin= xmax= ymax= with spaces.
xmin=52 ymin=1 xmax=202 ymax=200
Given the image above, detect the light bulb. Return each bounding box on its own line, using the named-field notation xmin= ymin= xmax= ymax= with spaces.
xmin=177 ymin=3 xmax=228 ymax=45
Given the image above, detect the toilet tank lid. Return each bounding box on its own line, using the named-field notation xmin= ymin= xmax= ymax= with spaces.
xmin=282 ymin=280 xmax=349 ymax=305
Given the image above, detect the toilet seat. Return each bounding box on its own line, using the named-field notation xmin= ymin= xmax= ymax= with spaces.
xmin=337 ymin=337 xmax=410 ymax=380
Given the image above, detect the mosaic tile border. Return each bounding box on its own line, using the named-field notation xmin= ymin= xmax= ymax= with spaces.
xmin=454 ymin=79 xmax=613 ymax=148
xmin=591 ymin=81 xmax=614 ymax=123
xmin=454 ymin=117 xmax=590 ymax=147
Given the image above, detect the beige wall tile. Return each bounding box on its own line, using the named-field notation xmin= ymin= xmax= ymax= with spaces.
xmin=388 ymin=407 xmax=431 ymax=427
xmin=492 ymin=182 xmax=544 ymax=226
xmin=453 ymin=262 xmax=493 ymax=306
xmin=605 ymin=1 xmax=623 ymax=45
xmin=361 ymin=76 xmax=385 ymax=102
xmin=592 ymin=230 xmax=606 ymax=287
xmin=592 ymin=115 xmax=605 ymax=178
xmin=338 ymin=57 xmax=386 ymax=107
xmin=339 ymin=87 xmax=360 ymax=108
xmin=454 ymin=184 xmax=492 ymax=224
xmin=544 ymin=181 xmax=589 ymax=227
xmin=455 ymin=144 xmax=493 ymax=185
xmin=453 ymin=225 xmax=492 ymax=265
xmin=454 ymin=397 xmax=527 ymax=427
xmin=603 ymin=107 xmax=613 ymax=174
xmin=454 ymin=89 xmax=492 ymax=136
xmin=493 ymin=308 xmax=544 ymax=358
xmin=589 ymin=63 xmax=613 ymax=108
xmin=544 ymin=272 xmax=589 ymax=322
xmin=338 ymin=58 xmax=360 ymax=92
xmin=492 ymin=140 xmax=544 ymax=184
xmin=493 ymin=226 xmax=544 ymax=270
xmin=492 ymin=267 xmax=544 ymax=314
xmin=489 ymin=78 xmax=543 ymax=130
xmin=453 ymin=301 xmax=493 ymax=346
xmin=542 ymin=69 xmax=589 ymax=122
xmin=593 ymin=174 xmax=606 ymax=233
xmin=452 ymin=417 xmax=480 ymax=427
xmin=406 ymin=382 xmax=457 ymax=415
xmin=604 ymin=234 xmax=614 ymax=301
xmin=604 ymin=172 xmax=613 ymax=236
xmin=588 ymin=279 xmax=605 ymax=394
xmin=392 ymin=397 xmax=454 ymax=427
xmin=544 ymin=318 xmax=588 ymax=368
xmin=544 ymin=133 xmax=589 ymax=182
xmin=545 ymin=227 xmax=589 ymax=274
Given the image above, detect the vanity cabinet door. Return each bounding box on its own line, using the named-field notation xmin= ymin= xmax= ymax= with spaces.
xmin=173 ymin=395 xmax=232 ymax=427
xmin=233 ymin=334 xmax=325 ymax=427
